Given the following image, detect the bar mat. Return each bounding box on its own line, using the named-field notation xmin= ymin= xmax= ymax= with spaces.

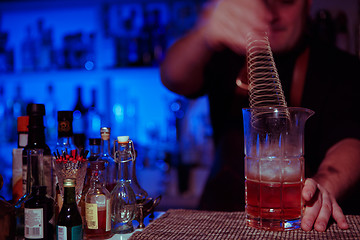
xmin=129 ymin=209 xmax=360 ymax=240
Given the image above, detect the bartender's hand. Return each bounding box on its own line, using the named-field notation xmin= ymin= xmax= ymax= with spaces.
xmin=301 ymin=178 xmax=349 ymax=231
xmin=200 ymin=0 xmax=270 ymax=53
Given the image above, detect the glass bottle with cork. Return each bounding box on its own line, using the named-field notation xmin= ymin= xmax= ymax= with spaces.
xmin=56 ymin=178 xmax=83 ymax=240
xmin=24 ymin=185 xmax=54 ymax=240
xmin=111 ymin=136 xmax=136 ymax=234
xmin=84 ymin=161 xmax=111 ymax=238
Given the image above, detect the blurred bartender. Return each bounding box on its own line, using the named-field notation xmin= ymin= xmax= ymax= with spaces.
xmin=161 ymin=0 xmax=360 ymax=232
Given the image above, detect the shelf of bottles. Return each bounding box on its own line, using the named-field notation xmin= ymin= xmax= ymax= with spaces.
xmin=0 ymin=0 xmax=214 ymax=204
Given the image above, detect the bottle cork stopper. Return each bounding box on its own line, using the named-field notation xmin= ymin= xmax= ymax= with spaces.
xmin=117 ymin=136 xmax=129 ymax=143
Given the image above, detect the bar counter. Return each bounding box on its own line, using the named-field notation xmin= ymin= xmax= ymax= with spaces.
xmin=127 ymin=209 xmax=360 ymax=240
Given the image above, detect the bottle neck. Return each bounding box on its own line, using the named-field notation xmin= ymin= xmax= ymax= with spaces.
xmin=89 ymin=145 xmax=100 ymax=161
xmin=63 ymin=186 xmax=76 ymax=205
xmin=90 ymin=169 xmax=104 ymax=188
xmin=100 ymin=139 xmax=111 ymax=157
xmin=57 ymin=136 xmax=76 ymax=150
xmin=28 ymin=127 xmax=46 ymax=146
xmin=118 ymin=158 xmax=133 ymax=181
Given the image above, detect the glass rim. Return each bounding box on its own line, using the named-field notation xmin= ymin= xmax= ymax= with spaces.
xmin=242 ymin=106 xmax=314 ymax=114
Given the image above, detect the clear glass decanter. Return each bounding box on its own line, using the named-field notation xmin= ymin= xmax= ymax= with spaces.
xmin=111 ymin=136 xmax=136 ymax=234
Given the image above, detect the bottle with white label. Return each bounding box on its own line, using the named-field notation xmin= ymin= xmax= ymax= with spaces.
xmin=84 ymin=160 xmax=111 ymax=238
xmin=56 ymin=178 xmax=83 ymax=240
xmin=24 ymin=186 xmax=54 ymax=240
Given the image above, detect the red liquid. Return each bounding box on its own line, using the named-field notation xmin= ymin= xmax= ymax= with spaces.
xmin=85 ymin=208 xmax=111 ymax=238
xmin=246 ymin=179 xmax=303 ymax=220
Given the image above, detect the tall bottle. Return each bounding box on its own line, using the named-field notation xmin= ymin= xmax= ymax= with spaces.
xmin=45 ymin=84 xmax=57 ymax=145
xmin=99 ymin=127 xmax=117 ymax=192
xmin=73 ymin=87 xmax=87 ymax=140
xmin=24 ymin=186 xmax=54 ymax=240
xmin=18 ymin=103 xmax=52 ymax=206
xmin=56 ymin=178 xmax=83 ymax=240
xmin=79 ymin=138 xmax=101 ymax=220
xmin=86 ymin=88 xmax=102 ymax=139
xmin=111 ymin=136 xmax=136 ymax=234
xmin=84 ymin=161 xmax=111 ymax=238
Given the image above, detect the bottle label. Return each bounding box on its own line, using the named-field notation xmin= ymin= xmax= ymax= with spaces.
xmin=71 ymin=225 xmax=83 ymax=239
xmin=106 ymin=199 xmax=111 ymax=231
xmin=25 ymin=208 xmax=44 ymax=238
xmin=85 ymin=203 xmax=98 ymax=229
xmin=57 ymin=225 xmax=67 ymax=240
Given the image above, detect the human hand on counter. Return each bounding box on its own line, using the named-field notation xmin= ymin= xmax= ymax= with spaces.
xmin=199 ymin=0 xmax=271 ymax=53
xmin=301 ymin=178 xmax=349 ymax=232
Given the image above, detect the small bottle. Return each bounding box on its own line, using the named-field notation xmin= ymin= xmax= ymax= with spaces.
xmin=55 ymin=111 xmax=78 ymax=153
xmin=79 ymin=138 xmax=101 ymax=220
xmin=84 ymin=161 xmax=111 ymax=238
xmin=111 ymin=136 xmax=136 ymax=234
xmin=56 ymin=178 xmax=83 ymax=240
xmin=24 ymin=186 xmax=54 ymax=240
xmin=12 ymin=116 xmax=29 ymax=204
xmin=17 ymin=116 xmax=29 ymax=149
xmin=99 ymin=127 xmax=117 ymax=192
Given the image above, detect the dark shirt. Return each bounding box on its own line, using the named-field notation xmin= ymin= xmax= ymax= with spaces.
xmin=195 ymin=36 xmax=360 ymax=213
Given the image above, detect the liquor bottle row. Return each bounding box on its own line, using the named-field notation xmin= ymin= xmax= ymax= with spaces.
xmin=0 ymin=1 xmax=204 ymax=73
xmin=13 ymin=103 xmax=159 ymax=239
xmin=0 ymin=84 xmax=103 ymax=146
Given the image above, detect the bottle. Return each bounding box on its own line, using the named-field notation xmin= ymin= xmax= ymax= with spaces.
xmin=73 ymin=86 xmax=87 ymax=138
xmin=24 ymin=186 xmax=54 ymax=240
xmin=12 ymin=116 xmax=29 ymax=204
xmin=18 ymin=104 xmax=52 ymax=207
xmin=86 ymin=88 xmax=102 ymax=139
xmin=56 ymin=178 xmax=83 ymax=240
xmin=84 ymin=161 xmax=111 ymax=238
xmin=111 ymin=136 xmax=136 ymax=234
xmin=99 ymin=127 xmax=117 ymax=192
xmin=45 ymin=84 xmax=57 ymax=145
xmin=79 ymin=138 xmax=101 ymax=220
xmin=56 ymin=111 xmax=78 ymax=153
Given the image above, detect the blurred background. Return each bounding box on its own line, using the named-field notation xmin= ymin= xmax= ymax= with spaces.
xmin=0 ymin=0 xmax=359 ymax=210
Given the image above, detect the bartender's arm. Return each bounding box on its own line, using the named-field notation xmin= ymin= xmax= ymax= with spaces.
xmin=302 ymin=138 xmax=360 ymax=231
xmin=160 ymin=0 xmax=270 ymax=96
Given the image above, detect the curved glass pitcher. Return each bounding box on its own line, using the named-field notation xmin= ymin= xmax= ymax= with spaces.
xmin=242 ymin=107 xmax=314 ymax=231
